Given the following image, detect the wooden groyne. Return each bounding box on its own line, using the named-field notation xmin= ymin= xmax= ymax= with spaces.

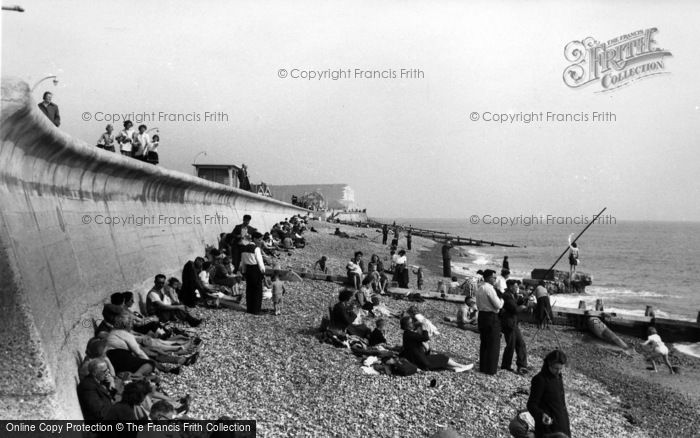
xmin=330 ymin=218 xmax=521 ymax=248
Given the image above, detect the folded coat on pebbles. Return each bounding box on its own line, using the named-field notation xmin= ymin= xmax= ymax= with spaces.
xmin=157 ymin=221 xmax=696 ymax=437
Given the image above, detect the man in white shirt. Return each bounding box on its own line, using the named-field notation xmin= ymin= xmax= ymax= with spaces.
xmin=147 ymin=274 xmax=201 ymax=327
xmin=475 ymin=269 xmax=504 ymax=375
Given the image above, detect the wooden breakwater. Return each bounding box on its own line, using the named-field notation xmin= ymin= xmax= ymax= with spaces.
xmin=330 ymin=218 xmax=520 ymax=248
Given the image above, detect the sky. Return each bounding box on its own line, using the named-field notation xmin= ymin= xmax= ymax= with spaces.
xmin=2 ymin=0 xmax=700 ymax=220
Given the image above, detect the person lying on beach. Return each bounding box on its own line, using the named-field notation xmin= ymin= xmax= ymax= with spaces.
xmin=314 ymin=256 xmax=329 ymax=274
xmin=399 ymin=316 xmax=473 ymax=372
xmin=334 ymin=227 xmax=350 ymax=238
xmin=641 ymin=327 xmax=674 ymax=374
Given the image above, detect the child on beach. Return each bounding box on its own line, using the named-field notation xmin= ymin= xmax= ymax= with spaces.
xmin=641 ymin=327 xmax=674 ymax=374
xmin=270 ymin=274 xmax=286 ymax=315
xmin=457 ymin=296 xmax=478 ymax=328
xmin=314 ymin=256 xmax=329 ymax=274
xmin=368 ymin=319 xmax=388 ymax=347
xmin=412 ymin=266 xmax=424 ymax=290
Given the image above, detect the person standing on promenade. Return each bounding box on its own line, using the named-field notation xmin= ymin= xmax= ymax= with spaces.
xmin=568 ymin=234 xmax=579 ymax=280
xmin=132 ymin=124 xmax=151 ymax=161
xmin=527 ymin=350 xmax=570 ymax=438
xmin=406 ymin=229 xmax=412 ymax=250
xmin=96 ymin=124 xmax=116 ymax=152
xmin=116 ymin=120 xmax=135 ymax=157
xmin=240 ymin=231 xmax=266 ymax=315
xmin=38 ymin=91 xmax=60 ymax=126
xmin=382 ymin=224 xmax=389 ymax=245
xmin=503 ymin=255 xmax=510 ymax=271
xmin=475 ymin=269 xmax=503 ymax=374
xmin=442 ymin=240 xmax=453 ymax=277
xmin=501 ymin=279 xmax=529 ymax=374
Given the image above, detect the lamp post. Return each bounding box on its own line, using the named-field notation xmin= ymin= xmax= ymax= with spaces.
xmin=32 ymin=75 xmax=58 ymax=92
xmin=192 ymin=151 xmax=207 ymax=175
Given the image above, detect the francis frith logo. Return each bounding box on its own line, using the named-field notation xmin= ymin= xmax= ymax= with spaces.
xmin=563 ymin=28 xmax=672 ymax=92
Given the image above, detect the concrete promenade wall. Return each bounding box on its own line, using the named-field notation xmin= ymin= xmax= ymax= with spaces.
xmin=0 ymin=78 xmax=307 ymax=419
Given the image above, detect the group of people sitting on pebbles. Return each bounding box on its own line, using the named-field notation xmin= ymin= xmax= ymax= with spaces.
xmin=319 ymin=288 xmax=473 ymax=375
xmin=77 ymin=214 xmax=310 ymax=422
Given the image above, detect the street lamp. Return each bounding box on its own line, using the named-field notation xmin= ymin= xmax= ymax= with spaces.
xmin=32 ymin=75 xmax=58 ymax=92
xmin=192 ymin=151 xmax=207 ymax=175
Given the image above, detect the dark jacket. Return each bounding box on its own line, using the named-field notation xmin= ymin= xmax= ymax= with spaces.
xmin=400 ymin=330 xmax=448 ymax=371
xmin=77 ymin=377 xmax=113 ymax=422
xmin=38 ymin=102 xmax=60 ymax=127
xmin=368 ymin=328 xmax=387 ymax=346
xmin=527 ymin=367 xmax=571 ymax=438
xmin=330 ymin=302 xmax=356 ymax=331
xmin=500 ymin=291 xmax=521 ymax=330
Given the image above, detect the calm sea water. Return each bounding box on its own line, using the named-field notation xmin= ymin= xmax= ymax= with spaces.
xmin=391 ymin=218 xmax=700 ymax=323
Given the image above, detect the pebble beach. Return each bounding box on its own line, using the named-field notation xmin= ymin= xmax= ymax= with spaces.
xmin=160 ymin=221 xmax=700 ymax=437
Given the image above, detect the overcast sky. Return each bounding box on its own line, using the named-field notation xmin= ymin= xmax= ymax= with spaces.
xmin=3 ymin=0 xmax=699 ymax=220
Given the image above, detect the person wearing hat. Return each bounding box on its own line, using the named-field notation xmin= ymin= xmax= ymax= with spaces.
xmin=475 ymin=269 xmax=503 ymax=375
xmin=500 ymin=279 xmax=529 ymax=374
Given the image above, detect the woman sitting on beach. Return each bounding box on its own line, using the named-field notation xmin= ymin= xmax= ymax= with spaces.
xmin=527 ymin=350 xmax=571 ymax=438
xmin=330 ymin=289 xmax=371 ymax=338
xmin=355 ymin=276 xmax=375 ymax=311
xmin=104 ymin=313 xmax=156 ymax=378
xmin=399 ymin=316 xmax=472 ymax=372
xmin=640 ymin=327 xmax=675 ymax=374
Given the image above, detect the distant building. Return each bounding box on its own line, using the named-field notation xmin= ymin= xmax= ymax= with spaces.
xmin=193 ymin=164 xmax=241 ymax=188
xmin=269 ymin=184 xmax=355 ymax=210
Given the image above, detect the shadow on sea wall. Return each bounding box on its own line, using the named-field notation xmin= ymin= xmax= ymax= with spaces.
xmin=0 ymin=78 xmax=306 ymax=419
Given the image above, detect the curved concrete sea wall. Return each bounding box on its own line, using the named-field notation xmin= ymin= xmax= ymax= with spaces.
xmin=0 ymin=78 xmax=306 ymax=419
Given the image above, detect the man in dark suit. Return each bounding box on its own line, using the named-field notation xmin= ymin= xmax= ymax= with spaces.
xmin=500 ymin=279 xmax=529 ymax=374
xmin=38 ymin=91 xmax=60 ymax=127
xmin=229 ymin=214 xmax=257 ymax=272
xmin=77 ymin=359 xmax=114 ymax=422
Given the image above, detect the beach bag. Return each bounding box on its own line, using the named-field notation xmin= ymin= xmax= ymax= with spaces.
xmin=392 ymin=358 xmax=418 ymax=376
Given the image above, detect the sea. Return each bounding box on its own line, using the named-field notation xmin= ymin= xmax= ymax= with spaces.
xmin=391 ymin=218 xmax=700 ymax=356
